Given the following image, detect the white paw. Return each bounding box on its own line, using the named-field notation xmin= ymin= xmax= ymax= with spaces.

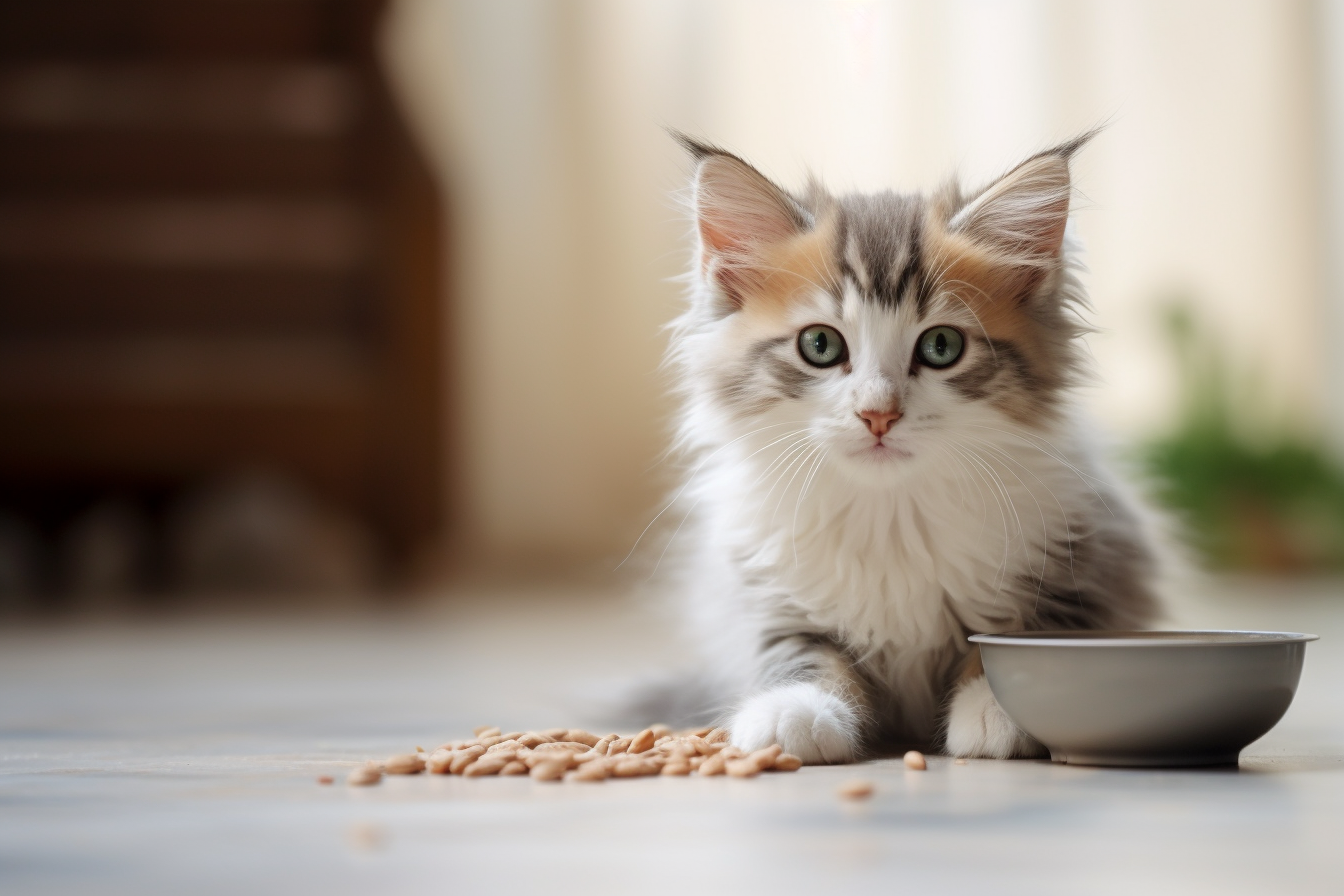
xmin=730 ymin=682 xmax=860 ymax=764
xmin=944 ymin=676 xmax=1046 ymax=759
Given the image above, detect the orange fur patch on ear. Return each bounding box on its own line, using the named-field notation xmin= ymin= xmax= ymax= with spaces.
xmin=739 ymin=212 xmax=841 ymax=317
xmin=927 ymin=149 xmax=1072 ymax=328
xmin=924 ymin=199 xmax=1078 ymax=426
xmin=925 ymin=216 xmax=1041 ymax=344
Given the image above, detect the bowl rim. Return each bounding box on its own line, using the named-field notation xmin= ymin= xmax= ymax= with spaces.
xmin=969 ymin=629 xmax=1319 ymax=647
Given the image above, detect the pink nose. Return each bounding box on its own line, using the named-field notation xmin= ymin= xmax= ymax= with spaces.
xmin=858 ymin=408 xmax=902 ymax=437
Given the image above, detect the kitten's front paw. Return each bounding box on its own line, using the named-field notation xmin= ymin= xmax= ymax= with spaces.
xmin=944 ymin=676 xmax=1046 ymax=759
xmin=730 ymin=683 xmax=860 ymax=764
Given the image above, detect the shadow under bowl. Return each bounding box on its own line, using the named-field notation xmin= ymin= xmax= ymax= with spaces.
xmin=969 ymin=630 xmax=1318 ymax=767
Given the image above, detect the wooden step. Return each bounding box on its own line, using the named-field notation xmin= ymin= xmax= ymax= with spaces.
xmin=0 ymin=265 xmax=367 ymax=338
xmin=0 ymin=196 xmax=369 ymax=269
xmin=0 ymin=63 xmax=363 ymax=136
xmin=0 ymin=1 xmax=370 ymax=62
xmin=0 ymin=131 xmax=358 ymax=195
xmin=0 ymin=334 xmax=374 ymax=404
xmin=0 ymin=399 xmax=373 ymax=499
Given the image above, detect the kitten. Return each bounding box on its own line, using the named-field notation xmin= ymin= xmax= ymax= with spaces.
xmin=658 ymin=132 xmax=1161 ymax=762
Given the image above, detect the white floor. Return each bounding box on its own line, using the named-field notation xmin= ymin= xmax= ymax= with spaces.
xmin=1 ymin=577 xmax=1342 ymax=895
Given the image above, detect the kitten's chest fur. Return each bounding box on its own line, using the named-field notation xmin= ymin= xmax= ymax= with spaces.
xmin=703 ymin=429 xmax=1090 ymax=657
xmin=691 ymin=431 xmax=1093 ymax=740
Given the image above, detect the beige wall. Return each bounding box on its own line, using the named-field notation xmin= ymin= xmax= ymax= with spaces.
xmin=382 ymin=0 xmax=1329 ymax=561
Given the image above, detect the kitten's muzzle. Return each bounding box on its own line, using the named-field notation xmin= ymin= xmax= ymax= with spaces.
xmin=857 ymin=407 xmax=902 ymax=437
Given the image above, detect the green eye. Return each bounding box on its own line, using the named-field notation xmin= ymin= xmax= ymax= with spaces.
xmin=798 ymin=325 xmax=847 ymax=368
xmin=916 ymin=326 xmax=964 ymax=369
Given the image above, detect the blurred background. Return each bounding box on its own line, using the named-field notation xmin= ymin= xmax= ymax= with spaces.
xmin=3 ymin=0 xmax=1344 ymax=613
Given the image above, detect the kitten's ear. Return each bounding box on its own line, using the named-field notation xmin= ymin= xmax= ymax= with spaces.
xmin=674 ymin=132 xmax=809 ymax=312
xmin=949 ymin=133 xmax=1093 ymax=266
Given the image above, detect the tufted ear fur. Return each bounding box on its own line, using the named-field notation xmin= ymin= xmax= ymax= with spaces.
xmin=675 ymin=132 xmax=811 ymax=313
xmin=941 ymin=133 xmax=1094 ymax=305
xmin=949 ymin=133 xmax=1094 ymax=268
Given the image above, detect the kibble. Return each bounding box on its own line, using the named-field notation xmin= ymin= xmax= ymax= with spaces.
xmin=567 ymin=760 xmax=609 ymax=782
xmin=448 ymin=746 xmax=485 ymax=774
xmin=463 ymin=755 xmax=510 ymax=777
xmin=347 ymin=767 xmax=382 ymax=786
xmin=359 ymin=724 xmax=811 ymax=784
xmin=725 ymin=759 xmax=761 ymax=777
xmin=837 ymin=779 xmax=874 ymax=799
xmin=384 ymin=753 xmax=425 ymax=775
xmin=903 ymin=750 xmax=927 ymax=771
xmin=517 ymin=732 xmax=553 ymax=748
xmin=748 ymin=745 xmax=783 ymax=770
xmin=697 ymin=752 xmax=729 ymax=776
xmin=566 ymin=729 xmax=601 ymax=747
xmin=425 ymin=748 xmax=453 ymax=774
xmin=612 ymin=757 xmax=660 ymax=777
xmin=316 ymin=775 xmax=335 ymax=785
xmin=530 ymin=758 xmax=570 ymax=781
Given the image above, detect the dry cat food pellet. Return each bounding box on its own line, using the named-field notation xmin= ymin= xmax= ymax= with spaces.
xmin=447 ymin=746 xmax=485 ymax=774
xmin=613 ymin=757 xmax=661 ymax=777
xmin=463 ymin=755 xmax=511 ymax=777
xmin=697 ymin=752 xmax=730 ymax=776
xmin=725 ymin=759 xmax=762 ymax=777
xmin=837 ymin=779 xmax=874 ymax=800
xmin=903 ymin=750 xmax=927 ymax=771
xmin=530 ymin=758 xmax=570 ymax=781
xmin=954 ymin=758 xmax=968 ymax=766
xmin=384 ymin=753 xmax=425 ymax=775
xmin=347 ymin=767 xmax=382 ymax=786
xmin=363 ymin=724 xmax=805 ymax=784
xmin=567 ymin=760 xmax=609 ymax=782
xmin=316 ymin=775 xmax=334 ymax=785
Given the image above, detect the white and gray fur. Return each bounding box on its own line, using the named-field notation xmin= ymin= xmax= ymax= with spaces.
xmin=651 ymin=133 xmax=1161 ymax=761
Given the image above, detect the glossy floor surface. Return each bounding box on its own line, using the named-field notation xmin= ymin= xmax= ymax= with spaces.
xmin=2 ymin=578 xmax=1342 ymax=894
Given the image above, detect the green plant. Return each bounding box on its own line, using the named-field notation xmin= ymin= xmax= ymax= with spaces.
xmin=1137 ymin=303 xmax=1344 ymax=571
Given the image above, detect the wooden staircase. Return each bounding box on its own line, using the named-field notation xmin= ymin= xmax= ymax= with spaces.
xmin=0 ymin=0 xmax=446 ymax=581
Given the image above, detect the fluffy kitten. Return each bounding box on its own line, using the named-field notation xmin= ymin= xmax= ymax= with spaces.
xmin=658 ymin=132 xmax=1161 ymax=762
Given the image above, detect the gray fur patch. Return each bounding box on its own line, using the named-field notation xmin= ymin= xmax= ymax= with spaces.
xmin=767 ymin=355 xmax=810 ymax=399
xmin=944 ymin=337 xmax=1047 ymax=408
xmin=835 ymin=192 xmax=929 ymax=309
xmin=944 ymin=335 xmax=1002 ymax=399
xmin=714 ymin=334 xmax=810 ymax=415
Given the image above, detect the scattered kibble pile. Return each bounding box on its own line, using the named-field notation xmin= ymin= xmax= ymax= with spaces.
xmin=349 ymin=724 xmax=804 ymax=786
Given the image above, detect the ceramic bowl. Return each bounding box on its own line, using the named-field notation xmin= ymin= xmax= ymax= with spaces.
xmin=969 ymin=630 xmax=1318 ymax=767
